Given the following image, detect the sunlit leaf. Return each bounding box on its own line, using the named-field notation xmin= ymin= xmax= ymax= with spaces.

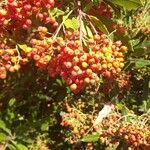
xmin=81 ymin=134 xmax=99 ymax=142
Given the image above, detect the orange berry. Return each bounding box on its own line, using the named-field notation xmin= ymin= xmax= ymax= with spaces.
xmin=70 ymin=84 xmax=77 ymax=91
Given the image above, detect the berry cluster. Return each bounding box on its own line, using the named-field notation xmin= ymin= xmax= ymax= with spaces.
xmin=89 ymin=2 xmax=113 ymax=18
xmin=0 ymin=0 xmax=57 ymax=31
xmin=61 ymin=101 xmax=150 ymax=149
xmin=116 ymin=74 xmax=131 ymax=91
xmin=0 ymin=44 xmax=28 ymax=79
xmin=112 ymin=23 xmax=126 ymax=34
xmin=97 ymin=113 xmax=150 ymax=149
xmin=27 ymin=26 xmax=53 ymax=68
xmin=48 ymin=31 xmax=127 ymax=93
xmin=61 ymin=100 xmax=97 ymax=145
xmin=132 ymin=3 xmax=150 ymax=37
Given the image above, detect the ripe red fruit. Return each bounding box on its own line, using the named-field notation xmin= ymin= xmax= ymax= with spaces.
xmin=118 ymin=26 xmax=126 ymax=34
xmin=26 ymin=19 xmax=32 ymax=26
xmin=23 ymin=5 xmax=31 ymax=11
xmin=104 ymin=71 xmax=111 ymax=78
xmin=120 ymin=46 xmax=127 ymax=52
xmin=93 ymin=34 xmax=101 ymax=41
xmin=64 ymin=62 xmax=72 ymax=68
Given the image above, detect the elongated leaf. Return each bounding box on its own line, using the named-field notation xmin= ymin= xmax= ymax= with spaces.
xmin=82 ymin=21 xmax=93 ymax=38
xmin=0 ymin=120 xmax=11 ymax=135
xmin=16 ymin=144 xmax=28 ymax=150
xmin=88 ymin=15 xmax=109 ymax=34
xmin=108 ymin=0 xmax=143 ymax=10
xmin=8 ymin=144 xmax=17 ymax=150
xmin=48 ymin=8 xmax=64 ymax=17
xmin=0 ymin=120 xmax=6 ymax=129
xmin=11 ymin=141 xmax=28 ymax=150
xmin=81 ymin=134 xmax=99 ymax=142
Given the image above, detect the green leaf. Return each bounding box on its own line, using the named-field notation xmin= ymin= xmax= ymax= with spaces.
xmin=0 ymin=120 xmax=6 ymax=129
xmin=0 ymin=132 xmax=8 ymax=142
xmin=16 ymin=144 xmax=28 ymax=150
xmin=92 ymin=0 xmax=102 ymax=4
xmin=41 ymin=122 xmax=49 ymax=131
xmin=64 ymin=17 xmax=79 ymax=30
xmin=8 ymin=98 xmax=16 ymax=107
xmin=139 ymin=99 xmax=150 ymax=112
xmin=83 ymin=2 xmax=94 ymax=12
xmin=135 ymin=39 xmax=150 ymax=49
xmin=0 ymin=120 xmax=11 ymax=135
xmin=18 ymin=44 xmax=32 ymax=53
xmin=62 ymin=10 xmax=73 ymax=23
xmin=108 ymin=0 xmax=143 ymax=10
xmin=116 ymin=103 xmax=130 ymax=115
xmin=48 ymin=8 xmax=64 ymax=18
xmin=134 ymin=59 xmax=150 ymax=69
xmin=81 ymin=134 xmax=99 ymax=142
xmin=82 ymin=21 xmax=93 ymax=38
xmin=8 ymin=144 xmax=17 ymax=150
xmin=11 ymin=141 xmax=28 ymax=150
xmin=88 ymin=15 xmax=109 ymax=34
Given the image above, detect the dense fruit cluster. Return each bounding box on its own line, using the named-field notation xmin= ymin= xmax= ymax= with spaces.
xmin=133 ymin=2 xmax=150 ymax=36
xmin=97 ymin=112 xmax=150 ymax=149
xmin=27 ymin=26 xmax=53 ymax=68
xmin=112 ymin=23 xmax=126 ymax=34
xmin=89 ymin=2 xmax=113 ymax=18
xmin=116 ymin=74 xmax=131 ymax=90
xmin=61 ymin=100 xmax=97 ymax=145
xmin=61 ymin=101 xmax=150 ymax=149
xmin=48 ymin=31 xmax=127 ymax=93
xmin=0 ymin=0 xmax=57 ymax=31
xmin=0 ymin=43 xmax=28 ymax=79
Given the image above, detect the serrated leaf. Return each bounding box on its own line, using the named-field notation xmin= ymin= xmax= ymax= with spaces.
xmin=48 ymin=8 xmax=64 ymax=17
xmin=134 ymin=59 xmax=150 ymax=69
xmin=18 ymin=44 xmax=31 ymax=53
xmin=108 ymin=0 xmax=142 ymax=10
xmin=64 ymin=17 xmax=79 ymax=30
xmin=0 ymin=132 xmax=8 ymax=142
xmin=116 ymin=103 xmax=130 ymax=115
xmin=62 ymin=10 xmax=73 ymax=23
xmin=88 ymin=15 xmax=109 ymax=34
xmin=81 ymin=134 xmax=99 ymax=142
xmin=135 ymin=39 xmax=150 ymax=49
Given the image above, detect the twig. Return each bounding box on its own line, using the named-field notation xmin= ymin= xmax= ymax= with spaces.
xmin=53 ymin=10 xmax=73 ymax=39
xmin=15 ymin=45 xmax=21 ymax=64
xmin=77 ymin=1 xmax=83 ymax=47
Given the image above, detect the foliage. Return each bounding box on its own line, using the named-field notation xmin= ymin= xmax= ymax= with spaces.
xmin=0 ymin=0 xmax=149 ymax=150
